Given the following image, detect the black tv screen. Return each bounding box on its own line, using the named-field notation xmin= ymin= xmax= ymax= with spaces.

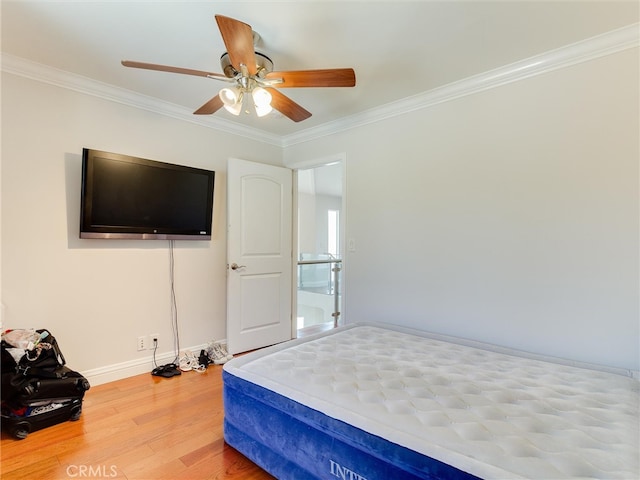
xmin=80 ymin=149 xmax=215 ymax=240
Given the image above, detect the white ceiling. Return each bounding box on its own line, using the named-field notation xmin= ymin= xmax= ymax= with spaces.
xmin=1 ymin=1 xmax=638 ymax=139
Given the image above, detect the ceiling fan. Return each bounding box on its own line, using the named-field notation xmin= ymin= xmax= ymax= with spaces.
xmin=122 ymin=14 xmax=356 ymax=122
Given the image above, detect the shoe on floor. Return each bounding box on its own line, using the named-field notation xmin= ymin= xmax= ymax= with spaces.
xmin=206 ymin=341 xmax=233 ymax=365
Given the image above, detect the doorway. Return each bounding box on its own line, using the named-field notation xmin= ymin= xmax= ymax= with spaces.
xmin=295 ymin=160 xmax=344 ymax=338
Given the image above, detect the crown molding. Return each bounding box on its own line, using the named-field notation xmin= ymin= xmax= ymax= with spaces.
xmin=0 ymin=53 xmax=283 ymax=147
xmin=282 ymin=22 xmax=639 ymax=147
xmin=2 ymin=23 xmax=637 ymax=149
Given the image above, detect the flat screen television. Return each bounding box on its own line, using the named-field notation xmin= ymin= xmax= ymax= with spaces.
xmin=80 ymin=148 xmax=215 ymax=240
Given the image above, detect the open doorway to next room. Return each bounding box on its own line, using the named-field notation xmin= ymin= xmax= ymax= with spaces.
xmin=296 ymin=161 xmax=343 ymax=337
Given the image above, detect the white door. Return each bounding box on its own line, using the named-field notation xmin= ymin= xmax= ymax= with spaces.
xmin=227 ymin=158 xmax=293 ymax=354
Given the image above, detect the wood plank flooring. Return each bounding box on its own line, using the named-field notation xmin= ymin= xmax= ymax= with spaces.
xmin=1 ymin=364 xmax=275 ymax=480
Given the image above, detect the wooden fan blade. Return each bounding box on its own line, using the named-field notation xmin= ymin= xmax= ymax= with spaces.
xmin=215 ymin=15 xmax=257 ymax=75
xmin=193 ymin=95 xmax=224 ymax=115
xmin=266 ymin=68 xmax=356 ymax=88
xmin=121 ymin=60 xmax=227 ymax=79
xmin=267 ymin=88 xmax=311 ymax=122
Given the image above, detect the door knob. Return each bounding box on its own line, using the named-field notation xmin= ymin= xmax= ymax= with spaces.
xmin=230 ymin=263 xmax=246 ymax=270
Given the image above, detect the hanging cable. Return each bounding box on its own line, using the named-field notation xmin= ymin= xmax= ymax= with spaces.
xmin=169 ymin=239 xmax=181 ymax=364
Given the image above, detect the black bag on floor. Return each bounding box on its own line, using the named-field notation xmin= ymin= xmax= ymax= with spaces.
xmin=1 ymin=329 xmax=89 ymax=439
xmin=1 ymin=329 xmax=65 ymax=379
xmin=2 ymin=365 xmax=90 ymax=404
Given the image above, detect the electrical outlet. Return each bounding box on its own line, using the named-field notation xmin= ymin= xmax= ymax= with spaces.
xmin=137 ymin=336 xmax=147 ymax=351
xmin=149 ymin=334 xmax=159 ymax=350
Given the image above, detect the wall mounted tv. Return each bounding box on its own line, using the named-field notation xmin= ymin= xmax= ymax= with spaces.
xmin=80 ymin=148 xmax=215 ymax=240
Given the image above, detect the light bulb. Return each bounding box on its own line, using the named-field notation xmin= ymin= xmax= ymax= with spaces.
xmin=252 ymin=87 xmax=272 ymax=107
xmin=223 ymin=102 xmax=243 ymax=116
xmin=254 ymin=103 xmax=272 ymax=117
xmin=252 ymin=87 xmax=272 ymax=117
xmin=219 ymin=87 xmax=243 ymax=116
xmin=219 ymin=87 xmax=241 ymax=107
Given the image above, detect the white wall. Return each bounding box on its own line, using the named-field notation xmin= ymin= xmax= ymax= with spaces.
xmin=297 ymin=192 xmax=316 ymax=254
xmin=298 ymin=192 xmax=342 ymax=256
xmin=285 ymin=48 xmax=639 ymax=371
xmin=1 ymin=74 xmax=282 ymax=383
xmin=2 ymin=45 xmax=638 ymax=382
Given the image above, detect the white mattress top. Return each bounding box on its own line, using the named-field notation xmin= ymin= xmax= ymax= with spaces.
xmin=224 ymin=323 xmax=639 ymax=479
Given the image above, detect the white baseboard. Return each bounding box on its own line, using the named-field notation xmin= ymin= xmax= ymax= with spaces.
xmin=81 ymin=343 xmax=211 ymax=386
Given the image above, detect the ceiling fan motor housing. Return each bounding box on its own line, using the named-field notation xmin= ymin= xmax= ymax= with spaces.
xmin=220 ymin=51 xmax=274 ymax=78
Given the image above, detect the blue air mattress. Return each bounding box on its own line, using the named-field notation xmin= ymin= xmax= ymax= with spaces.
xmin=222 ymin=323 xmax=639 ymax=479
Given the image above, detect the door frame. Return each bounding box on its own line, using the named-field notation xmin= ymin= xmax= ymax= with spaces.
xmin=287 ymin=153 xmax=348 ymax=338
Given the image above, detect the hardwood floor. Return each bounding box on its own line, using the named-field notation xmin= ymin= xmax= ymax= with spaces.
xmin=1 ymin=365 xmax=275 ymax=480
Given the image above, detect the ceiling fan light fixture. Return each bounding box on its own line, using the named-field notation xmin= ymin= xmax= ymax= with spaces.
xmin=219 ymin=86 xmax=243 ymax=116
xmin=223 ymin=102 xmax=243 ymax=116
xmin=219 ymin=86 xmax=241 ymax=106
xmin=252 ymin=86 xmax=272 ymax=117
xmin=254 ymin=102 xmax=273 ymax=117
